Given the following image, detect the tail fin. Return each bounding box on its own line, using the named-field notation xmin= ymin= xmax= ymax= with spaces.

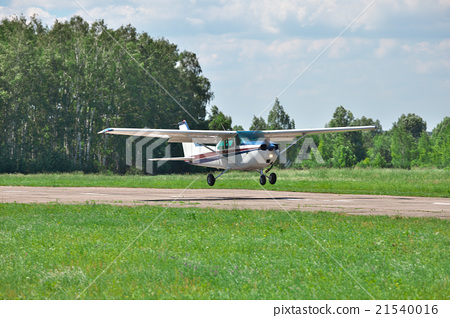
xmin=178 ymin=120 xmax=194 ymax=158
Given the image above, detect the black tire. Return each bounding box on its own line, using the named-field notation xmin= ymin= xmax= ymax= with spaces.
xmin=207 ymin=173 xmax=215 ymax=186
xmin=259 ymin=174 xmax=266 ymax=185
xmin=269 ymin=173 xmax=277 ymax=185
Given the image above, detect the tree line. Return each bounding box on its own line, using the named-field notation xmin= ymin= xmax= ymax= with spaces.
xmin=1 ymin=16 xmax=448 ymax=174
xmin=0 ymin=16 xmax=213 ymax=174
xmin=316 ymin=107 xmax=448 ymax=169
xmin=247 ymin=104 xmax=448 ymax=170
xmin=210 ymin=99 xmax=448 ymax=169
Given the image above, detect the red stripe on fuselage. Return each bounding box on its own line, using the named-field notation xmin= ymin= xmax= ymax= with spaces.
xmin=192 ymin=146 xmax=258 ymax=160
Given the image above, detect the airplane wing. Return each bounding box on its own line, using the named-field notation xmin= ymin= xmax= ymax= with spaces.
xmin=262 ymin=126 xmax=376 ymax=141
xmin=98 ymin=128 xmax=236 ymax=144
xmin=98 ymin=125 xmax=376 ymax=143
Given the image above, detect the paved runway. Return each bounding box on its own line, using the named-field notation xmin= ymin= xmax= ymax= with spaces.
xmin=1 ymin=186 xmax=449 ymax=219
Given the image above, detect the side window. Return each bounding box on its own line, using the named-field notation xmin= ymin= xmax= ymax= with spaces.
xmin=217 ymin=139 xmax=234 ymax=150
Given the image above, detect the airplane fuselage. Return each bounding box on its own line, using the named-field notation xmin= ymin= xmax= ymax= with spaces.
xmin=190 ymin=144 xmax=279 ymax=170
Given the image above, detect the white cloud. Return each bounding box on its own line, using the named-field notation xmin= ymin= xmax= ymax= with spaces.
xmin=0 ymin=6 xmax=15 ymax=20
xmin=438 ymin=39 xmax=450 ymax=51
xmin=328 ymin=38 xmax=350 ymax=59
xmin=26 ymin=7 xmax=55 ymax=20
xmin=415 ymin=60 xmax=437 ymax=74
xmin=4 ymin=0 xmax=450 ymax=30
xmin=374 ymin=39 xmax=397 ymax=58
xmin=0 ymin=5 xmax=63 ymax=26
xmin=402 ymin=41 xmax=436 ymax=55
xmin=199 ymin=52 xmax=219 ymax=65
xmin=7 ymin=0 xmax=449 ymax=38
xmin=249 ymin=0 xmax=302 ymax=34
xmin=205 ymin=0 xmax=245 ymax=22
xmin=10 ymin=0 xmax=59 ymax=10
xmin=186 ymin=17 xmax=204 ymax=26
xmin=267 ymin=39 xmax=306 ymax=58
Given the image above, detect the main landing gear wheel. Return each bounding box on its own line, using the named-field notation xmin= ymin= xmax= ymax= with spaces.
xmin=269 ymin=173 xmax=277 ymax=185
xmin=207 ymin=173 xmax=215 ymax=186
xmin=259 ymin=174 xmax=266 ymax=185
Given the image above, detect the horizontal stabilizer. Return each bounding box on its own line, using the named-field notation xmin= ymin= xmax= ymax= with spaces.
xmin=147 ymin=157 xmax=194 ymax=162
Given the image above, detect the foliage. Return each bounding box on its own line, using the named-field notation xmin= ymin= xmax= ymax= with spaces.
xmin=303 ymin=107 xmax=447 ymax=170
xmin=394 ymin=113 xmax=427 ymax=139
xmin=430 ymin=117 xmax=450 ymax=168
xmin=0 ymin=16 xmax=213 ymax=174
xmin=250 ymin=98 xmax=294 ymax=131
xmin=412 ymin=132 xmax=433 ymax=167
xmin=249 ymin=115 xmax=267 ymax=130
xmin=372 ymin=153 xmax=387 ymax=168
xmin=318 ymin=106 xmax=376 ymax=166
xmin=207 ymin=105 xmax=232 ymax=130
xmin=267 ymin=98 xmax=295 ymax=130
xmin=391 ymin=126 xmax=417 ymax=169
xmin=333 ymin=145 xmax=357 ymax=168
xmin=369 ymin=133 xmax=392 ymax=167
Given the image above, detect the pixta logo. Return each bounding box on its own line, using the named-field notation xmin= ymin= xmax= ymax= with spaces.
xmin=294 ymin=137 xmax=325 ymax=164
xmin=278 ymin=137 xmax=325 ymax=165
xmin=125 ymin=133 xmax=324 ymax=174
xmin=126 ymin=132 xmax=170 ymax=174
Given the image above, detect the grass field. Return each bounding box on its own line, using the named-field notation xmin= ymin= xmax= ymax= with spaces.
xmin=1 ymin=168 xmax=449 ymax=197
xmin=0 ymin=203 xmax=448 ymax=300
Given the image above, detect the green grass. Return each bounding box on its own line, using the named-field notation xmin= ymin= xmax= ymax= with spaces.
xmin=0 ymin=203 xmax=448 ymax=299
xmin=1 ymin=168 xmax=449 ymax=197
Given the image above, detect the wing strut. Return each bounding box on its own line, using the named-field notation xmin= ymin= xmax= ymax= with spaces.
xmin=196 ymin=142 xmax=227 ymax=160
xmin=196 ymin=139 xmax=244 ymax=169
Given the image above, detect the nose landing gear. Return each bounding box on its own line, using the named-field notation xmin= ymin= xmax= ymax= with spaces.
xmin=268 ymin=172 xmax=277 ymax=185
xmin=259 ymin=170 xmax=277 ymax=185
xmin=207 ymin=168 xmax=277 ymax=186
xmin=260 ymin=174 xmax=266 ymax=185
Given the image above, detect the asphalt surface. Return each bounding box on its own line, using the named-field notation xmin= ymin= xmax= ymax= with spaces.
xmin=1 ymin=186 xmax=449 ymax=219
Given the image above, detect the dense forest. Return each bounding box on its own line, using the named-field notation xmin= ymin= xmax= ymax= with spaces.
xmin=0 ymin=16 xmax=448 ymax=174
xmin=249 ymin=104 xmax=449 ymax=170
xmin=210 ymin=97 xmax=449 ymax=170
xmin=0 ymin=16 xmax=212 ymax=174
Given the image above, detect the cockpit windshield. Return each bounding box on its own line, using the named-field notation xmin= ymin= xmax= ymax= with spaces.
xmin=236 ymin=131 xmax=265 ymax=145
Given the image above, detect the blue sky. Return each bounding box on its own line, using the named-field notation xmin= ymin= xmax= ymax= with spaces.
xmin=1 ymin=0 xmax=449 ymax=130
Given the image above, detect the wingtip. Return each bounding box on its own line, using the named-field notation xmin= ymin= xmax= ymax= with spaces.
xmin=98 ymin=128 xmax=113 ymax=134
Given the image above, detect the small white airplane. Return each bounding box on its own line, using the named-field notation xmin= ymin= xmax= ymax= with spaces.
xmin=99 ymin=120 xmax=375 ymax=186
